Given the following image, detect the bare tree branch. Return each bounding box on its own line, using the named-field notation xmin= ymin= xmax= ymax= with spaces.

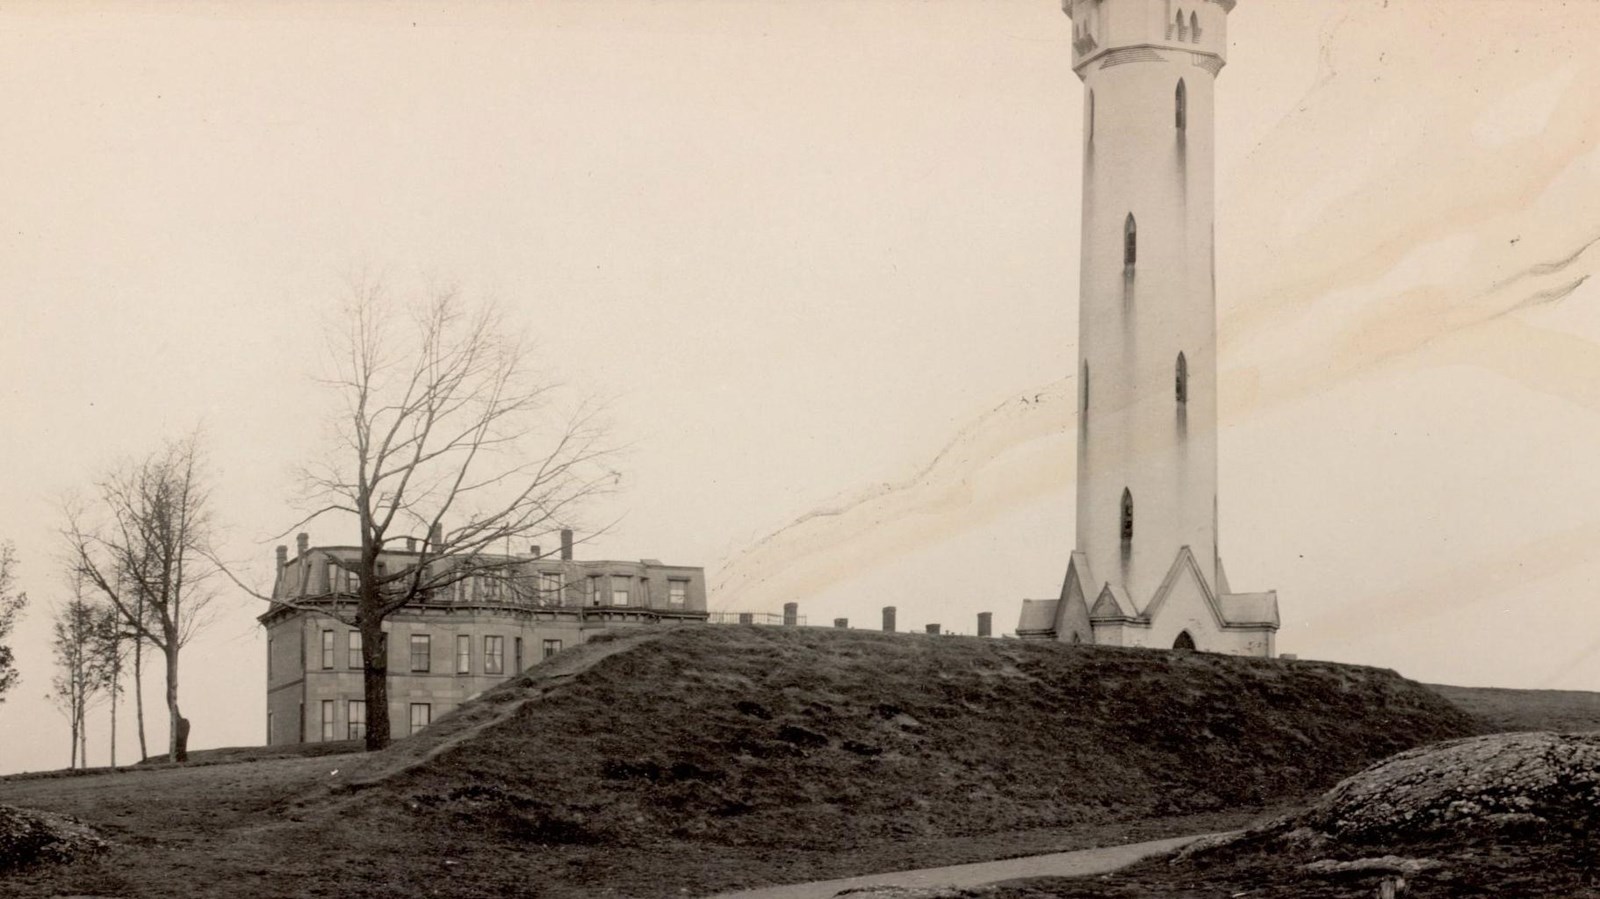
xmin=258 ymin=279 xmax=615 ymax=750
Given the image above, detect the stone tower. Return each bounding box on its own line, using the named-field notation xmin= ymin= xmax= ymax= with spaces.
xmin=1017 ymin=0 xmax=1277 ymax=655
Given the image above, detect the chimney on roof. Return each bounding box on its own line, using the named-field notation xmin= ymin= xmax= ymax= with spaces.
xmin=782 ymin=602 xmax=798 ymax=627
xmin=925 ymin=623 xmax=941 ymax=636
xmin=275 ymin=545 xmax=288 ymax=570
xmin=882 ymin=606 xmax=896 ymax=632
xmin=977 ymin=612 xmax=993 ymax=638
xmin=404 ymin=536 xmax=417 ymax=552
xmin=833 ymin=618 xmax=848 ymax=629
xmin=428 ymin=523 xmax=443 ymax=553
xmin=295 ymin=533 xmax=309 ymax=558
xmin=559 ymin=529 xmax=574 ymax=561
xmin=530 ymin=545 xmax=541 ymax=560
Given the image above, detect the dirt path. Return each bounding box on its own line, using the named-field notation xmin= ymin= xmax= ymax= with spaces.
xmin=705 ymin=833 xmax=1219 ymax=899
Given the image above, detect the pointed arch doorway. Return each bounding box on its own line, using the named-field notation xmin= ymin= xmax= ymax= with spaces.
xmin=1173 ymin=631 xmax=1196 ymax=651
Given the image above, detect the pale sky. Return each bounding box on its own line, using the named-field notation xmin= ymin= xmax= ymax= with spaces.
xmin=3 ymin=0 xmax=1599 ymax=775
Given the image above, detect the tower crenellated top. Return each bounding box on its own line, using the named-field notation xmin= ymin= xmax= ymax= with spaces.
xmin=1062 ymin=0 xmax=1234 ymax=76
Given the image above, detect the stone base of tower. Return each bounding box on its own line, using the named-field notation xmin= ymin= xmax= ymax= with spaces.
xmin=1016 ymin=547 xmax=1278 ymax=657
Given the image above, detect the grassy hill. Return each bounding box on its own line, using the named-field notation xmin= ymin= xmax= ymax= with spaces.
xmin=0 ymin=626 xmax=1482 ymax=898
xmin=357 ymin=626 xmax=1476 ymax=850
xmin=1426 ymin=682 xmax=1600 ymax=734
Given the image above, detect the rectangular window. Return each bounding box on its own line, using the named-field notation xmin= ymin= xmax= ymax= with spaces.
xmin=267 ymin=710 xmax=273 ymax=743
xmin=320 ymin=700 xmax=335 ymax=741
xmin=611 ymin=576 xmax=630 ymax=606
xmin=456 ymin=634 xmax=471 ymax=674
xmin=586 ymin=576 xmax=599 ymax=607
xmin=321 ymin=629 xmax=335 ymax=669
xmin=348 ymin=630 xmax=362 ymax=669
xmin=347 ymin=700 xmax=366 ymax=741
xmin=668 ymin=580 xmax=687 ymax=606
xmin=267 ymin=637 xmax=274 ymax=679
xmin=542 ymin=638 xmax=562 ymax=659
xmin=325 ymin=560 xmax=338 ymax=594
xmin=408 ymin=703 xmax=431 ymax=736
xmin=484 ymin=635 xmax=504 ymax=675
xmin=410 ymin=634 xmax=431 ymax=673
xmin=514 ymin=637 xmax=524 ymax=672
xmin=539 ymin=571 xmax=562 ymax=604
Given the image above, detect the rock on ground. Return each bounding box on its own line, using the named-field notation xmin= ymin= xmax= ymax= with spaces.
xmin=0 ymin=803 xmax=109 ymax=873
xmin=1180 ymin=731 xmax=1600 ymax=875
xmin=1301 ymin=731 xmax=1600 ymax=841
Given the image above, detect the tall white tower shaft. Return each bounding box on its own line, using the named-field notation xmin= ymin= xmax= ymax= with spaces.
xmin=1068 ymin=0 xmax=1233 ymax=606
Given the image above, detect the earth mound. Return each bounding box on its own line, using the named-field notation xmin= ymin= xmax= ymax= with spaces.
xmin=345 ymin=625 xmax=1478 ymax=852
xmin=0 ymin=804 xmax=108 ymax=873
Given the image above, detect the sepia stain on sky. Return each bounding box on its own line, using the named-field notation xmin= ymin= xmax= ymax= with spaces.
xmin=1 ymin=0 xmax=1598 ymax=773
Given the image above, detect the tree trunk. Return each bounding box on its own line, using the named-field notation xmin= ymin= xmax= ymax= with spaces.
xmin=134 ymin=624 xmax=147 ymax=761
xmin=109 ymin=660 xmax=118 ymax=767
xmin=164 ymin=645 xmax=187 ymax=762
xmin=360 ymin=616 xmax=390 ymax=751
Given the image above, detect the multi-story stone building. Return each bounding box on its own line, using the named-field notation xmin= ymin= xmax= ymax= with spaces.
xmin=260 ymin=529 xmax=707 ymax=745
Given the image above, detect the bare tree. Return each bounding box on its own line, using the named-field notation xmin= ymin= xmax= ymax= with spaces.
xmin=50 ymin=587 xmax=115 ymax=768
xmin=257 ymin=281 xmax=612 ymax=750
xmin=91 ymin=606 xmax=129 ymax=766
xmin=0 ymin=542 xmax=27 ymax=707
xmin=65 ymin=433 xmax=221 ymax=762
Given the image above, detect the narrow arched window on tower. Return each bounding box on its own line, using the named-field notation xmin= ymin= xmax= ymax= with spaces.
xmin=1123 ymin=214 xmax=1137 ymax=268
xmin=1087 ymin=90 xmax=1095 ymax=144
xmin=1175 ymin=79 xmax=1187 ymax=131
xmin=1081 ymin=361 xmax=1090 ymax=414
xmin=1176 ymin=10 xmax=1188 ymax=42
xmin=1120 ymin=488 xmax=1134 ymax=546
xmin=1191 ymin=11 xmax=1202 ymax=42
xmin=1175 ymin=352 xmax=1188 ymax=405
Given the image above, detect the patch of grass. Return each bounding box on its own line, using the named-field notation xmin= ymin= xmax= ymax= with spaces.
xmin=1426 ymin=682 xmax=1600 ymax=734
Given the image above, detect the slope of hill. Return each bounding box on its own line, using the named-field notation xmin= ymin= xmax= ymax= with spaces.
xmin=1 ymin=625 xmax=1481 ymax=898
xmin=1426 ymin=682 xmax=1600 ymax=734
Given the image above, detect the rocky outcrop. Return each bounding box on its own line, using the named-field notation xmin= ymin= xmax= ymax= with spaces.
xmin=1298 ymin=731 xmax=1600 ymax=842
xmin=1180 ymin=731 xmax=1600 ymax=882
xmin=0 ymin=803 xmax=108 ymax=872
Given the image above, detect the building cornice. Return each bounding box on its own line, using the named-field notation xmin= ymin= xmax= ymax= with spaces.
xmin=1074 ymin=44 xmax=1225 ymax=77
